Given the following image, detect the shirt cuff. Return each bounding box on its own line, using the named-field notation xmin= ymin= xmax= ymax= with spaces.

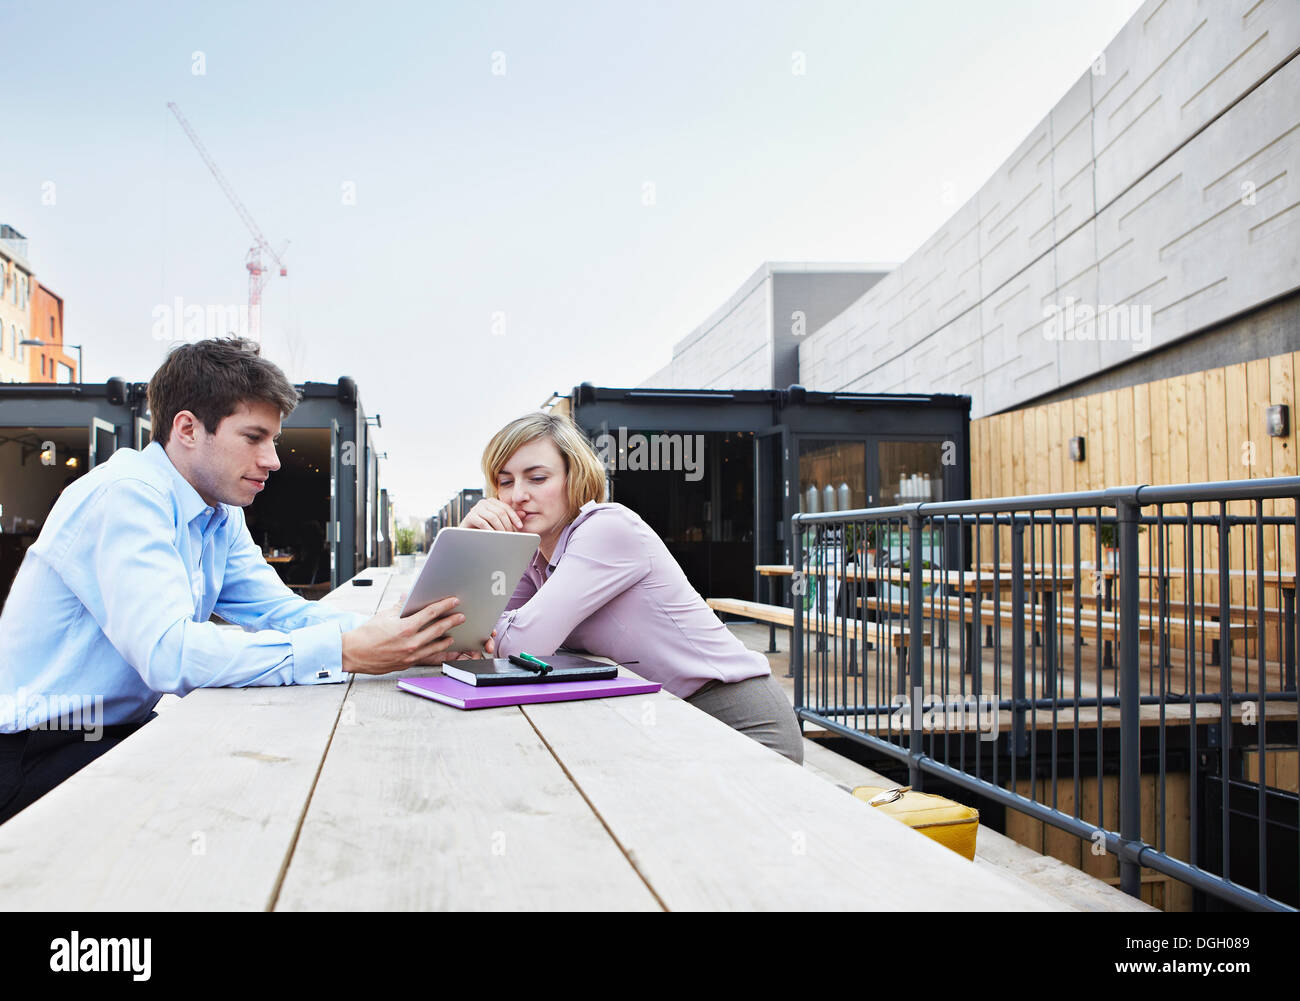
xmin=291 ymin=621 xmax=350 ymax=685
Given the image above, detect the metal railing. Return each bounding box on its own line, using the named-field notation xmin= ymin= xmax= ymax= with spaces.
xmin=791 ymin=476 xmax=1300 ymax=911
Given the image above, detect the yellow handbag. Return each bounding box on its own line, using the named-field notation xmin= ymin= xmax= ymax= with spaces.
xmin=851 ymin=785 xmax=980 ymax=861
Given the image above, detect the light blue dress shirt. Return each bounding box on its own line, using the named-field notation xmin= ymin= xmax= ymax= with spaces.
xmin=0 ymin=442 xmax=367 ymax=731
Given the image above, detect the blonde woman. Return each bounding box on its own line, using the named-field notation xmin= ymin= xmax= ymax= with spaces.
xmin=463 ymin=413 xmax=802 ymax=764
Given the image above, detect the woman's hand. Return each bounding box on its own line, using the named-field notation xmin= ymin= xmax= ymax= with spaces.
xmin=462 ymin=498 xmax=524 ymax=532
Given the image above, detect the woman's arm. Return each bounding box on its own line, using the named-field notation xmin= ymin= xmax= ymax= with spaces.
xmin=504 ymin=568 xmax=538 ymax=612
xmin=492 ymin=510 xmax=650 ymax=656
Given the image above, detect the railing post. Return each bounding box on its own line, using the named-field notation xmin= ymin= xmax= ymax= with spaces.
xmin=1011 ymin=517 xmax=1027 ymax=758
xmin=1118 ymin=495 xmax=1142 ymax=899
xmin=792 ymin=513 xmax=804 ymax=725
xmin=908 ymin=507 xmax=924 ymax=791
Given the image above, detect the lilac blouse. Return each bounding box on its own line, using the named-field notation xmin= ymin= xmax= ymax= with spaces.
xmin=491 ymin=501 xmax=770 ymax=698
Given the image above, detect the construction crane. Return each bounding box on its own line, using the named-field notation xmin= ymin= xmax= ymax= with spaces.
xmin=167 ymin=101 xmax=287 ymax=341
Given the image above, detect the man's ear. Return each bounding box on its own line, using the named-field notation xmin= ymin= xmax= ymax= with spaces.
xmin=171 ymin=410 xmax=201 ymax=448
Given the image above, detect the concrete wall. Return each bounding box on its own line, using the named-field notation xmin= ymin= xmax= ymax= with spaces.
xmin=640 ymin=263 xmax=888 ymax=389
xmin=771 ymin=271 xmax=887 ymax=388
xmin=650 ymin=265 xmax=771 ymax=389
xmin=799 ymin=0 xmax=1300 ymax=418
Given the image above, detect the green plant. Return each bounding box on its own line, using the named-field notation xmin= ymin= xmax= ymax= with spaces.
xmin=1097 ymin=522 xmax=1146 ymax=548
xmin=844 ymin=523 xmax=878 ymax=554
xmin=394 ymin=526 xmax=417 ymax=556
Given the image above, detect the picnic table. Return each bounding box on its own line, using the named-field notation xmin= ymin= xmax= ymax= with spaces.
xmin=756 ymin=562 xmax=1074 ymax=662
xmin=978 ymin=563 xmax=1296 ymax=678
xmin=0 ymin=567 xmax=1065 ymax=911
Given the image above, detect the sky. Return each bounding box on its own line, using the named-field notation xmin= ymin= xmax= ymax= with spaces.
xmin=0 ymin=0 xmax=1143 ymax=519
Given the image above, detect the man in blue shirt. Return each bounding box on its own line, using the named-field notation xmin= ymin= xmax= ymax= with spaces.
xmin=0 ymin=337 xmax=467 ymax=823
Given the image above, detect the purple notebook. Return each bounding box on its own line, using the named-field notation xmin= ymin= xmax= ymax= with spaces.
xmin=397 ymin=674 xmax=661 ymax=710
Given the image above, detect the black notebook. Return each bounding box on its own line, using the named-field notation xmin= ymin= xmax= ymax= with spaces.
xmin=440 ymin=654 xmax=619 ymax=687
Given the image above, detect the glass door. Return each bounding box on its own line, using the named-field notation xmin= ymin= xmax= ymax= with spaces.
xmin=874 ymin=439 xmax=948 ymax=506
xmin=869 ymin=436 xmax=952 ymax=582
xmin=796 ymin=438 xmax=867 ymax=515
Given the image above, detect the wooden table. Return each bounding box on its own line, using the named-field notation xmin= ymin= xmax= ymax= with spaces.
xmin=981 ymin=563 xmax=1297 ymax=679
xmin=758 ymin=563 xmax=1074 ymax=672
xmin=0 ymin=568 xmax=1065 ymax=911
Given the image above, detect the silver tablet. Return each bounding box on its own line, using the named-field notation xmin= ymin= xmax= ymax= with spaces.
xmin=398 ymin=527 xmax=540 ymax=652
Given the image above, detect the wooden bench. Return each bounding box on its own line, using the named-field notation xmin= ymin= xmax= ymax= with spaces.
xmin=861 ymin=593 xmax=1253 ymax=649
xmin=1072 ymin=590 xmax=1274 ymax=665
xmin=706 ymin=597 xmax=930 ymax=668
xmin=856 ymin=593 xmax=1255 ymax=694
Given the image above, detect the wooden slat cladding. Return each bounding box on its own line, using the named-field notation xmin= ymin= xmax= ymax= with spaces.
xmin=971 ymin=350 xmax=1297 ymax=658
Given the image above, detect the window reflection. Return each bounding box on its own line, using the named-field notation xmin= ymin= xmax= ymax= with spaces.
xmin=798 ymin=439 xmax=865 ymax=513
xmin=878 ymin=440 xmax=945 ymax=505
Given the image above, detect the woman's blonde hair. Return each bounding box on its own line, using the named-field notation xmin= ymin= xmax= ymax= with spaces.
xmin=481 ymin=412 xmax=607 ymax=520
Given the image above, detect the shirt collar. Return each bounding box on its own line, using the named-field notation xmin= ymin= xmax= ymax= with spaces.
xmin=535 ymin=500 xmax=600 ymax=572
xmin=142 ymin=441 xmax=230 ymax=531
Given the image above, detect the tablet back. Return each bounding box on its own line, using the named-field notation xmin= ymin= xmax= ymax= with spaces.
xmin=398 ymin=528 xmax=540 ymax=652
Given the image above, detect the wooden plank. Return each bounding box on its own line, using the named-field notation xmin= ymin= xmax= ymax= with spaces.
xmin=1246 ymin=358 xmax=1274 ymax=483
xmin=1226 ymin=362 xmax=1253 ymax=608
xmin=1245 ymin=358 xmax=1273 ymax=638
xmin=0 ymin=685 xmax=353 ymax=911
xmin=1264 ymin=354 xmax=1294 ymax=584
xmin=1185 ymin=371 xmax=1209 ymax=505
xmin=1080 ymin=774 xmax=1119 ymax=882
xmin=1048 ymin=403 xmax=1064 ymax=497
xmin=1034 ymin=405 xmax=1049 ymax=497
xmin=274 ymin=667 xmax=660 ymax=911
xmin=1147 ymin=377 xmax=1175 ymax=600
xmin=1012 ymin=408 xmax=1026 ymax=499
xmin=976 ymin=416 xmax=991 ymax=500
xmin=1149 ymin=378 xmax=1170 ymax=488
xmin=1168 ymin=374 xmax=1190 ymax=485
xmin=520 ymin=691 xmax=1063 ymax=910
xmin=1166 ymin=374 xmax=1190 ymax=602
xmin=1042 ymin=778 xmax=1081 ymax=869
xmin=1072 ymin=395 xmax=1089 ymax=493
xmin=1185 ymin=371 xmax=1215 ymax=606
xmin=0 ymin=570 xmax=389 ymax=910
xmin=1117 ymin=386 xmax=1136 ymax=486
xmin=1272 ymin=353 xmax=1298 ymax=480
xmin=1212 ymin=365 xmax=1244 ymax=605
xmin=1088 ymin=388 xmax=1106 ymax=497
xmin=1281 ymin=354 xmax=1299 ymax=579
xmin=974 ymin=826 xmax=1153 ymax=911
xmin=1163 ymin=771 xmax=1194 ymax=911
xmin=1134 ymin=382 xmax=1152 ymax=487
xmin=1006 ymin=781 xmax=1044 ymax=854
xmin=1100 ymin=389 xmax=1118 ymax=493
xmin=1276 ymin=749 xmax=1300 ymax=794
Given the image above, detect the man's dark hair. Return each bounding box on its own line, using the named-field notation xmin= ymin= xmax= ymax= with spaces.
xmin=148 ymin=337 xmax=300 ymax=446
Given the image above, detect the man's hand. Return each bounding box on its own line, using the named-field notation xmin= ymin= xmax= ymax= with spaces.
xmin=341 ymin=596 xmax=465 ymax=675
xmin=461 ymin=498 xmax=523 ymax=532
